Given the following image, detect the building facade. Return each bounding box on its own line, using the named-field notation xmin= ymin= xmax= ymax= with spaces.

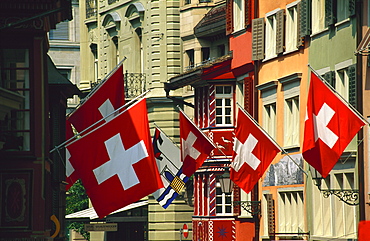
xmin=78 ymin=0 xmax=193 ymax=240
xmin=0 ymin=1 xmax=79 ymax=240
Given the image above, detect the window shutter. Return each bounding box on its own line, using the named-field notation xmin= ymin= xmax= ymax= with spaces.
xmin=266 ymin=194 xmax=275 ymax=236
xmin=348 ymin=64 xmax=357 ymax=108
xmin=244 ymin=0 xmax=251 ymax=28
xmin=348 ymin=0 xmax=356 ymax=17
xmin=226 ymin=0 xmax=234 ymax=35
xmin=252 ymin=18 xmax=265 ymax=61
xmin=244 ymin=76 xmax=254 ymax=114
xmin=298 ymin=0 xmax=311 ymax=38
xmin=276 ymin=9 xmax=285 ymax=55
xmin=325 ymin=0 xmax=336 ymax=27
xmin=323 ymin=71 xmax=335 ymax=88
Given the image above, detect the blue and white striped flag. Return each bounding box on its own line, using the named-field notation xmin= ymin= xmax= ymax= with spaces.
xmin=152 ymin=128 xmax=189 ymax=208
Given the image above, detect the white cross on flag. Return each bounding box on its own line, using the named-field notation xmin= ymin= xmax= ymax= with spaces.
xmin=179 ymin=110 xmax=216 ymax=177
xmin=66 ymin=99 xmax=163 ymax=218
xmin=230 ymin=107 xmax=280 ymax=194
xmin=302 ymin=72 xmax=366 ymax=178
xmin=65 ymin=64 xmax=125 ymax=190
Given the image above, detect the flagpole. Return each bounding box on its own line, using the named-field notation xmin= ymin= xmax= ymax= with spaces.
xmin=308 ymin=64 xmax=369 ymax=126
xmin=50 ymin=89 xmax=150 ymax=153
xmin=236 ymin=102 xmax=308 ymax=177
xmin=67 ymin=57 xmax=127 ymax=118
xmin=176 ymin=105 xmax=232 ymax=162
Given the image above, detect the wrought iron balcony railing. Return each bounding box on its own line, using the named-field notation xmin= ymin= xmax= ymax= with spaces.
xmin=124 ymin=72 xmax=146 ymax=99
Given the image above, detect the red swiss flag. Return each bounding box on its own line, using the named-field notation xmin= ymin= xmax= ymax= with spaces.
xmin=67 ymin=98 xmax=163 ymax=218
xmin=67 ymin=64 xmax=125 ymax=134
xmin=179 ymin=110 xmax=216 ymax=177
xmin=230 ymin=107 xmax=280 ymax=193
xmin=303 ymin=72 xmax=366 ymax=178
xmin=65 ymin=65 xmax=125 ymax=189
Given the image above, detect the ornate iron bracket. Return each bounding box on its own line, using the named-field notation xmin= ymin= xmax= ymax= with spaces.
xmin=320 ymin=189 xmax=359 ymax=206
xmin=233 ymin=201 xmax=261 ymax=215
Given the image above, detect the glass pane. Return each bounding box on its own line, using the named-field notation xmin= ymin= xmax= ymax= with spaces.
xmin=226 ymin=206 xmax=232 ymax=213
xmin=216 ymin=99 xmax=222 ymax=106
xmin=225 ymin=108 xmax=231 ymax=115
xmin=225 ymin=99 xmax=231 ymax=106
xmin=216 ymin=108 xmax=222 ymax=115
xmin=225 ymin=117 xmax=231 ymax=124
xmin=216 ymin=117 xmax=222 ymax=124
xmin=224 ymin=86 xmax=232 ymax=94
xmin=226 ymin=196 xmax=232 ymax=204
xmin=216 ymin=86 xmax=223 ymax=94
xmin=216 ymin=206 xmax=222 ymax=213
xmin=216 ymin=197 xmax=222 ymax=204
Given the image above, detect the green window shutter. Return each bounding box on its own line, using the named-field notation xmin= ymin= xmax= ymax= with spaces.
xmin=323 ymin=71 xmax=335 ymax=88
xmin=325 ymin=0 xmax=336 ymax=27
xmin=276 ymin=9 xmax=285 ymax=55
xmin=252 ymin=18 xmax=265 ymax=60
xmin=298 ymin=0 xmax=311 ymax=38
xmin=226 ymin=0 xmax=234 ymax=35
xmin=348 ymin=64 xmax=357 ymax=108
xmin=348 ymin=0 xmax=356 ymax=17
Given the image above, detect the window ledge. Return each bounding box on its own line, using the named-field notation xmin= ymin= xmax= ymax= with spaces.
xmin=281 ymin=145 xmax=300 ymax=153
xmin=283 ymin=48 xmax=299 ymax=56
xmin=335 ymin=18 xmax=350 ymax=28
xmin=262 ymin=55 xmax=278 ymax=62
xmin=310 ymin=27 xmax=329 ymax=38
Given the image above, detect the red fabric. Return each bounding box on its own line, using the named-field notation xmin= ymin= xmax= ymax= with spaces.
xmin=302 ymin=72 xmax=365 ymax=178
xmin=179 ymin=111 xmax=215 ymax=177
xmin=358 ymin=221 xmax=370 ymax=241
xmin=67 ymin=99 xmax=163 ymax=218
xmin=67 ymin=65 xmax=125 ymax=134
xmin=65 ymin=120 xmax=78 ymax=190
xmin=65 ymin=65 xmax=124 ymax=190
xmin=230 ymin=108 xmax=280 ymax=193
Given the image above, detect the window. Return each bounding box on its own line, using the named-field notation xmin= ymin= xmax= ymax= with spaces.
xmin=278 ymin=190 xmax=304 ymax=233
xmin=285 ymin=4 xmax=298 ymax=52
xmin=0 ymin=49 xmax=30 ymax=151
xmin=284 ymin=97 xmax=299 ymax=147
xmin=336 ymin=0 xmax=349 ymax=22
xmin=186 ymin=49 xmax=194 ymax=68
xmin=311 ymin=0 xmax=325 ymax=34
xmin=263 ymin=103 xmax=277 ymax=139
xmin=215 ymin=85 xmax=233 ymax=126
xmin=49 ymin=21 xmax=69 ymax=40
xmin=216 ymin=182 xmax=232 ymax=215
xmin=233 ymin=0 xmax=245 ymax=32
xmin=201 ymin=47 xmax=210 ymax=62
xmin=90 ymin=44 xmax=98 ymax=82
xmin=265 ymin=12 xmax=277 ymax=59
xmin=217 ymin=44 xmax=225 ymax=57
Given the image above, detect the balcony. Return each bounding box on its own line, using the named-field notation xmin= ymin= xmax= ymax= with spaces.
xmin=124 ymin=72 xmax=146 ymax=99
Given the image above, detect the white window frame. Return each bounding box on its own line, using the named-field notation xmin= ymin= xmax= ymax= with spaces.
xmin=216 ymin=182 xmax=233 ymax=216
xmin=265 ymin=10 xmax=278 ymax=60
xmin=311 ymin=0 xmax=325 ymax=35
xmin=233 ymin=0 xmax=245 ymax=32
xmin=284 ymin=96 xmax=299 ymax=147
xmin=285 ymin=2 xmax=299 ymax=53
xmin=258 ymin=81 xmax=278 ymax=140
xmin=215 ymin=85 xmax=234 ymax=126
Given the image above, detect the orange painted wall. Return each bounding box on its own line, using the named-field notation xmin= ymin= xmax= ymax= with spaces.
xmin=235 ymin=220 xmax=256 ymax=241
xmin=230 ymin=31 xmax=253 ymax=70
